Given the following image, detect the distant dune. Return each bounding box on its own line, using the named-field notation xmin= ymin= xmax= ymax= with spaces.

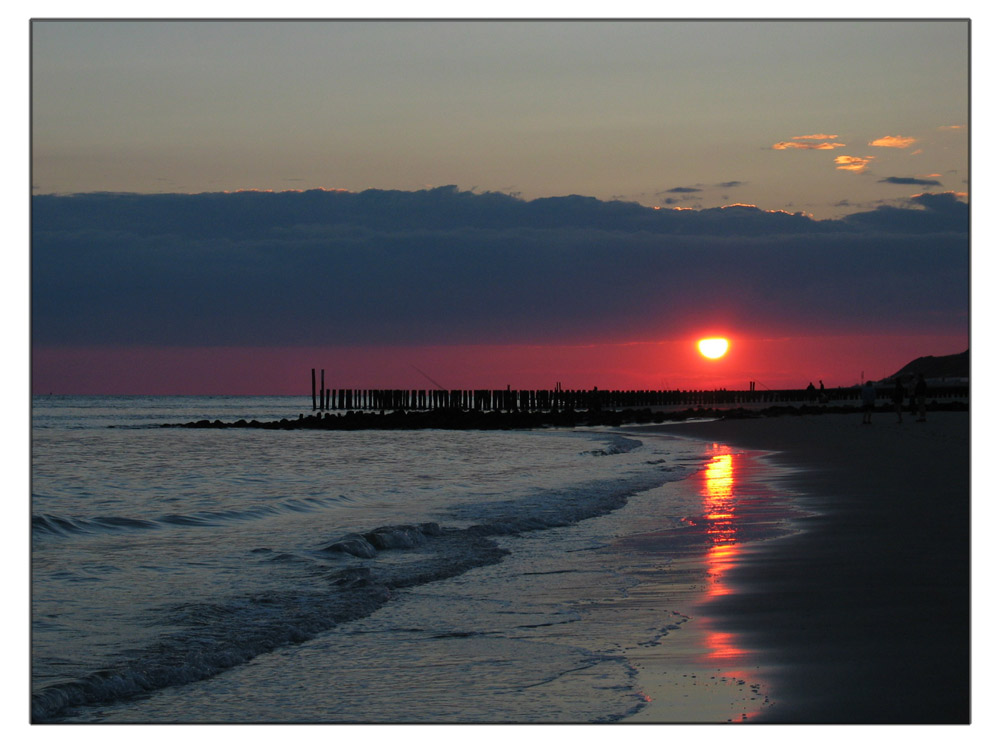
xmin=885 ymin=349 xmax=969 ymax=381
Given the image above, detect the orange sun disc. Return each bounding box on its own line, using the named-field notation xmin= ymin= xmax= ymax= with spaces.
xmin=698 ymin=338 xmax=730 ymax=359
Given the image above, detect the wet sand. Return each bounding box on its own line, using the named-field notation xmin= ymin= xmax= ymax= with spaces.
xmin=630 ymin=410 xmax=970 ymax=723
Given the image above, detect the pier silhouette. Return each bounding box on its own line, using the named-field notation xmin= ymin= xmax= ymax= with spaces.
xmin=308 ymin=368 xmax=968 ymax=414
xmin=164 ymin=371 xmax=968 ymax=430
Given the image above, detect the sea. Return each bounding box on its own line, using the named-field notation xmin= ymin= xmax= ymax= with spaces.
xmin=30 ymin=395 xmax=797 ymax=724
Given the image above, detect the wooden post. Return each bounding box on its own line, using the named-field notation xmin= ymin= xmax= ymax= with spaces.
xmin=311 ymin=368 xmax=317 ymax=410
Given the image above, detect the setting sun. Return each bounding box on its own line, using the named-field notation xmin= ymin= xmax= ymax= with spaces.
xmin=698 ymin=337 xmax=730 ymax=359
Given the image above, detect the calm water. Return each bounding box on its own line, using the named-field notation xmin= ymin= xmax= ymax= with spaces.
xmin=31 ymin=395 xmax=790 ymax=723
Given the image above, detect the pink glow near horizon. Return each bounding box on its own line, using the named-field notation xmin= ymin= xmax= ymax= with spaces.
xmin=32 ymin=333 xmax=968 ymax=396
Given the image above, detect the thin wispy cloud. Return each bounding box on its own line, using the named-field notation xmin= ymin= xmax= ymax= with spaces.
xmin=658 ymin=185 xmax=702 ymax=206
xmin=879 ymin=176 xmax=943 ymax=186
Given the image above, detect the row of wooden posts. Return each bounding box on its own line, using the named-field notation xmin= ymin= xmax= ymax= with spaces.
xmin=310 ymin=369 xmax=968 ymax=412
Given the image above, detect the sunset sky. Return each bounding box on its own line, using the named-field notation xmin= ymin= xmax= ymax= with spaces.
xmin=29 ymin=15 xmax=972 ymax=395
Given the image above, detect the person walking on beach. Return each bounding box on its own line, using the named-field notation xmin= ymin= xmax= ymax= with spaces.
xmin=892 ymin=377 xmax=905 ymax=423
xmin=861 ymin=380 xmax=877 ymax=424
xmin=915 ymin=373 xmax=928 ymax=422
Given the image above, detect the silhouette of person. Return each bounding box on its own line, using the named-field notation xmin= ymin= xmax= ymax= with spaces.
xmin=806 ymin=381 xmax=816 ymax=402
xmin=861 ymin=380 xmax=876 ymax=424
xmin=915 ymin=373 xmax=928 ymax=422
xmin=819 ymin=380 xmax=828 ymax=404
xmin=892 ymin=377 xmax=905 ymax=423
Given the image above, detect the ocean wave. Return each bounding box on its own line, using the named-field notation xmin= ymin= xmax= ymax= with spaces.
xmin=579 ymin=433 xmax=644 ymax=457
xmin=32 ymin=513 xmax=160 ymax=538
xmin=321 ymin=523 xmax=443 ymax=558
xmin=32 ymin=495 xmax=350 ymax=539
xmin=31 ymin=583 xmax=393 ymax=723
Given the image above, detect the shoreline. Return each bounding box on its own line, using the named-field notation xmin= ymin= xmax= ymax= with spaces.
xmin=627 ymin=411 xmax=970 ymax=723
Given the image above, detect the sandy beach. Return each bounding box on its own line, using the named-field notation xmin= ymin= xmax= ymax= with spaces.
xmin=628 ymin=409 xmax=970 ymax=723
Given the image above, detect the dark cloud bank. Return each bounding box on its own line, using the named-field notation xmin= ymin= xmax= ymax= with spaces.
xmin=32 ymin=186 xmax=969 ymax=347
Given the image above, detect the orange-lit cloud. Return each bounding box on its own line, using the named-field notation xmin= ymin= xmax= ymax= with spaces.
xmin=834 ymin=155 xmax=874 ymax=172
xmin=938 ymin=124 xmax=966 ymax=131
xmin=869 ymin=135 xmax=917 ymax=148
xmin=772 ymin=133 xmax=844 ymax=150
xmin=772 ymin=140 xmax=845 ymax=150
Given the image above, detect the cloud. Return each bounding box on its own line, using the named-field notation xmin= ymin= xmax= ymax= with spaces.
xmin=879 ymin=176 xmax=943 ymax=186
xmin=772 ymin=134 xmax=844 ymax=150
xmin=31 ymin=188 xmax=968 ymax=349
xmin=772 ymin=141 xmax=846 ymax=150
xmin=869 ymin=135 xmax=917 ymax=148
xmin=658 ymin=183 xmax=744 ymax=203
xmin=909 ymin=191 xmax=969 ymax=215
xmin=834 ymin=155 xmax=875 ymax=172
xmin=839 ymin=191 xmax=967 ymax=230
xmin=658 ymin=186 xmax=702 ymax=206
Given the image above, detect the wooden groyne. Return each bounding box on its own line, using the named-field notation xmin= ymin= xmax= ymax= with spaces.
xmin=309 ymin=369 xmax=969 ymax=412
xmin=161 ymin=372 xmax=968 ymax=430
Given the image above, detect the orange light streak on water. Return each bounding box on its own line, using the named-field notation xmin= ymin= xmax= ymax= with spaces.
xmin=703 ymin=631 xmax=744 ymax=662
xmin=705 ymin=543 xmax=739 ymax=598
xmin=698 ymin=444 xmax=769 ymax=721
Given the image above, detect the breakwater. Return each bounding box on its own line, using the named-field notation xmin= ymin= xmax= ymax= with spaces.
xmin=308 ymin=369 xmax=969 ymax=413
xmin=169 ymin=400 xmax=968 ymax=431
xmin=155 ymin=371 xmax=968 ymax=430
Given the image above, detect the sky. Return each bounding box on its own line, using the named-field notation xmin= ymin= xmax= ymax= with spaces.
xmin=32 ymin=19 xmax=968 ymax=218
xmin=28 ymin=15 xmax=972 ymax=395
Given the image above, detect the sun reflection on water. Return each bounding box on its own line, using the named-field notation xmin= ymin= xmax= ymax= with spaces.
xmin=703 ymin=446 xmax=738 ymax=555
xmin=697 ymin=444 xmax=768 ymax=720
